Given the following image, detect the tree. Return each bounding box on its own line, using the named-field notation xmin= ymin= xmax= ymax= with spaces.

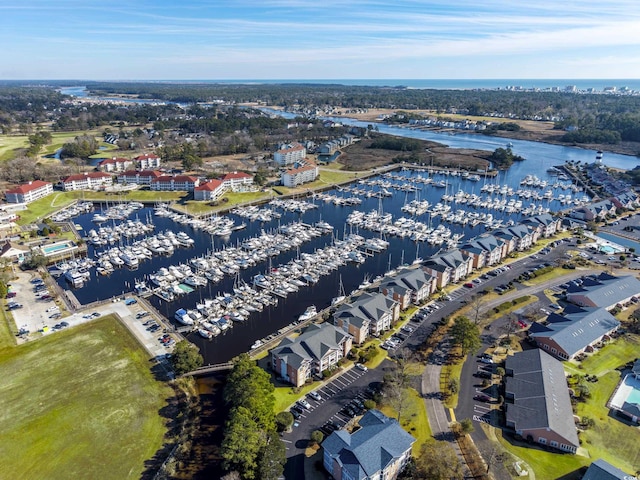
xmin=450 ymin=316 xmax=481 ymax=355
xmin=275 ymin=411 xmax=294 ymax=432
xmin=310 ymin=429 xmax=324 ymax=445
xmin=170 ymin=340 xmax=204 ymax=375
xmin=384 ymin=350 xmax=412 ymax=421
xmin=469 ymin=294 xmax=485 ymax=325
xmin=254 ymin=168 xmax=268 ymax=186
xmin=460 ymin=418 xmax=474 ymax=435
xmin=221 ymin=406 xmax=265 ymax=479
xmin=0 ymin=281 xmax=8 ymax=298
xmin=413 ymin=441 xmax=463 ymax=480
xmin=257 ymin=430 xmax=286 ymax=480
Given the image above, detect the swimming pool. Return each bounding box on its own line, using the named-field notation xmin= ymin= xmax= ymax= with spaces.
xmin=43 ymin=242 xmax=73 ymax=254
xmin=610 ymin=374 xmax=640 ymax=422
xmin=599 ymin=245 xmax=617 ymax=254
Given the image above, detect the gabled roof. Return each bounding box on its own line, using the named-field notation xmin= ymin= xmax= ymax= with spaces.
xmin=272 ymin=323 xmax=351 ymax=366
xmin=323 ymin=409 xmax=415 ymax=479
xmin=151 ymin=175 xmax=199 ymax=183
xmin=504 ymin=350 xmax=579 ymax=447
xmin=221 ymin=171 xmax=252 ymax=180
xmin=424 ymin=249 xmax=469 ymax=270
xmin=118 ymin=170 xmax=162 ymax=178
xmin=566 ymin=273 xmax=640 ymax=308
xmin=275 ymin=143 xmax=305 ymax=154
xmin=133 ymin=153 xmax=160 ymax=161
xmin=334 ymin=292 xmax=395 ymax=326
xmin=284 ymin=163 xmax=317 ymax=175
xmin=6 ymin=180 xmax=51 ymax=194
xmin=195 ymin=179 xmax=224 ymax=191
xmin=63 ymin=172 xmax=112 ymax=182
xmin=583 ymin=459 xmax=632 ymax=480
xmin=380 ymin=268 xmax=433 ymax=294
xmin=529 ymin=307 xmax=619 ymax=358
xmin=521 ymin=213 xmax=557 ymax=227
xmin=98 ymin=157 xmax=130 ymax=165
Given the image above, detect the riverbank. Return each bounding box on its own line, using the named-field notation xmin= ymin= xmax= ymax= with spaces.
xmin=264 ymin=104 xmax=640 ymax=159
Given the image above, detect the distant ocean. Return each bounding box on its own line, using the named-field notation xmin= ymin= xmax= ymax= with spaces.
xmin=159 ymin=79 xmax=640 ymax=91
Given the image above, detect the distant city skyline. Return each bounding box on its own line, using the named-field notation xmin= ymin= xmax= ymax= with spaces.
xmin=2 ymin=0 xmax=640 ymax=80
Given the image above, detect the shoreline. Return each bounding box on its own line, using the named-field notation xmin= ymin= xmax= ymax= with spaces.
xmin=259 ymin=104 xmax=640 ymax=159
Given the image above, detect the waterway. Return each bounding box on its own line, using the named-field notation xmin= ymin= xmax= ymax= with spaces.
xmin=59 ymin=160 xmax=587 ymax=364
xmin=263 ymin=108 xmax=639 ymax=171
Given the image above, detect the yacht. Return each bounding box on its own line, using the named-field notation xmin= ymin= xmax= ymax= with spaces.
xmin=298 ymin=305 xmax=317 ymax=321
xmin=174 ymin=308 xmax=194 ymax=325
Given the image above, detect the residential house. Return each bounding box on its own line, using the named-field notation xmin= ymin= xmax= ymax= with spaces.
xmin=133 ymin=153 xmax=161 ymax=170
xmin=566 ymin=272 xmax=640 ymax=310
xmin=458 ymin=241 xmax=488 ymax=269
xmin=379 ymin=268 xmax=436 ymax=309
xmin=569 ymin=200 xmax=616 ymax=222
xmin=582 ymin=459 xmax=634 ymax=480
xmin=423 ymin=249 xmax=473 ymax=288
xmin=271 ymin=323 xmax=352 ymax=387
xmin=61 ymin=172 xmax=113 ymax=191
xmin=504 ymin=349 xmax=579 ymax=453
xmin=528 ymin=305 xmax=620 ymax=360
xmin=194 ymin=179 xmax=226 ymax=201
xmin=150 ymin=175 xmax=200 ymax=191
xmin=116 ymin=170 xmax=162 ymax=185
xmin=5 ymin=180 xmax=53 ymax=204
xmin=520 ymin=214 xmax=561 ymax=238
xmin=334 ymin=292 xmax=399 ymax=343
xmin=274 ymin=143 xmax=306 ymax=166
xmin=0 ymin=241 xmax=29 ymax=264
xmin=323 ymin=409 xmax=415 ymax=480
xmin=97 ymin=157 xmax=133 ymax=173
xmin=220 ymin=171 xmax=253 ymax=191
xmin=281 ymin=161 xmax=319 ymax=187
xmin=494 ymin=224 xmax=535 ymax=252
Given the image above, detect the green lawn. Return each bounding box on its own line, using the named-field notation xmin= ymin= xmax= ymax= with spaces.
xmin=494 ymin=428 xmax=587 ymax=479
xmin=378 ymin=387 xmax=432 ymax=455
xmin=273 ymin=381 xmax=320 ymax=413
xmin=522 ymin=267 xmax=574 ymax=286
xmin=0 ymin=315 xmax=173 ymax=480
xmin=441 ymin=358 xmax=464 ymax=408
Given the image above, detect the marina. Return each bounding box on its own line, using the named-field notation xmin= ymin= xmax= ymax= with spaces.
xmin=50 ymin=156 xmax=602 ymax=365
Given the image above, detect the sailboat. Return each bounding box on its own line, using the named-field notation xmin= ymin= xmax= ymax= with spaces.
xmin=413 ymin=243 xmax=423 ymax=265
xmin=331 ymin=275 xmax=347 ymax=305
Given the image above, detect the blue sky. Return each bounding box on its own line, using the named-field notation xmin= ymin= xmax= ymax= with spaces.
xmin=1 ymin=0 xmax=640 ymax=80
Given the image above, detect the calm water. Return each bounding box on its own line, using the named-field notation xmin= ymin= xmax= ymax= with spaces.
xmin=62 ymin=164 xmax=585 ymax=364
xmin=264 ymin=109 xmax=639 ymax=171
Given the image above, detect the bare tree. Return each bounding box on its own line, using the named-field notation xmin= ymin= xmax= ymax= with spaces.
xmin=469 ymin=294 xmax=485 ymax=325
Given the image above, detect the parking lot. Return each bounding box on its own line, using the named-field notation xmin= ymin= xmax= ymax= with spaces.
xmin=6 ymin=272 xmax=175 ymax=359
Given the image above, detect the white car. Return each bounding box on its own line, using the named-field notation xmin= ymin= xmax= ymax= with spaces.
xmin=355 ymin=363 xmax=368 ymax=372
xmin=297 ymin=398 xmax=312 ymax=410
xmin=308 ymin=391 xmax=322 ymax=401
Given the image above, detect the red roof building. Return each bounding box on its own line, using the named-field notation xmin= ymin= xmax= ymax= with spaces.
xmin=133 ymin=153 xmax=161 ymax=169
xmin=194 ymin=179 xmax=226 ymax=201
xmin=221 ymin=171 xmax=253 ymax=190
xmin=97 ymin=157 xmax=133 ymax=172
xmin=150 ymin=175 xmax=200 ymax=192
xmin=116 ymin=170 xmax=163 ymax=185
xmin=5 ymin=180 xmax=53 ymax=204
xmin=62 ymin=172 xmax=113 ymax=191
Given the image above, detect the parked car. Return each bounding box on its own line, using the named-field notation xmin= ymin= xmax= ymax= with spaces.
xmin=297 ymin=398 xmax=312 ymax=410
xmin=308 ymin=391 xmax=322 ymax=401
xmin=479 ymin=357 xmax=494 ymax=364
xmin=474 ymin=394 xmax=491 ymax=403
xmin=355 ymin=363 xmax=368 ymax=372
xmin=124 ymin=298 xmax=137 ymax=305
xmin=464 ymin=282 xmax=474 ymax=288
xmin=136 ymin=311 xmax=149 ymax=319
xmin=290 ymin=408 xmax=301 ymax=420
xmin=6 ymin=292 xmax=17 ymax=298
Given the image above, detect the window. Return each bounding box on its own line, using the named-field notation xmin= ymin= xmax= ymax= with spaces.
xmin=543 ymin=344 xmax=549 ymax=350
xmin=538 ymin=437 xmax=547 ymax=445
xmin=550 ymin=441 xmax=558 ymax=448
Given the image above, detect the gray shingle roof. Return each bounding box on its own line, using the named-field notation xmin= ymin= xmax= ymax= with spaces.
xmin=334 ymin=292 xmax=395 ymax=327
xmin=505 ymin=350 xmax=579 ymax=448
xmin=379 ymin=268 xmax=432 ymax=294
xmin=583 ymin=459 xmax=632 ymax=480
xmin=530 ymin=307 xmax=620 ymax=358
xmin=566 ymin=273 xmax=640 ymax=309
xmin=323 ymin=409 xmax=415 ymax=479
xmin=271 ymin=323 xmax=351 ymax=366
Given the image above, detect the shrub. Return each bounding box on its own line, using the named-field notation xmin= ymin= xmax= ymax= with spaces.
xmin=275 ymin=411 xmax=294 ymax=432
xmin=310 ymin=430 xmax=324 ymax=445
xmin=363 ymin=399 xmax=376 ymax=410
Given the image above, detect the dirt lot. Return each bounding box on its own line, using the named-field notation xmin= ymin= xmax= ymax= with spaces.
xmin=338 ymin=138 xmax=491 ymax=171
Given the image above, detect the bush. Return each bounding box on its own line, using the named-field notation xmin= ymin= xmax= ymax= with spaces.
xmin=363 ymin=399 xmax=376 ymax=410
xmin=310 ymin=430 xmax=324 ymax=445
xmin=275 ymin=411 xmax=294 ymax=432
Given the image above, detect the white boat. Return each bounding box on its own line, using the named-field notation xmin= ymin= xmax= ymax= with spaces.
xmin=198 ymin=328 xmax=213 ymax=339
xmin=174 ymin=308 xmax=194 ymax=325
xmin=250 ymin=339 xmax=264 ymax=350
xmin=298 ymin=305 xmax=317 ymax=321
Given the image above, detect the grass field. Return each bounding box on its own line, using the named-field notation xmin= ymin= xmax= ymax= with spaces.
xmin=378 ymin=387 xmax=432 ymax=455
xmin=0 ymin=315 xmax=173 ymax=480
xmin=16 ymin=190 xmax=186 ymax=225
xmin=0 ymin=130 xmax=106 ymax=162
